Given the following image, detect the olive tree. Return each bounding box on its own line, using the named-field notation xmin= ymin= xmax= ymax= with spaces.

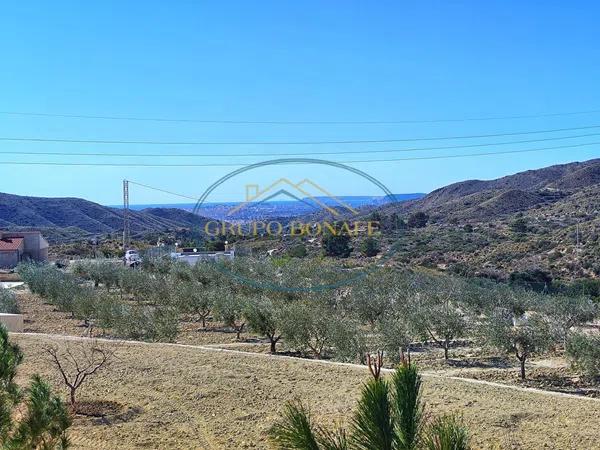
xmin=566 ymin=333 xmax=600 ymax=379
xmin=75 ymin=260 xmax=120 ymax=291
xmin=280 ymin=301 xmax=362 ymax=360
xmin=378 ymin=316 xmax=413 ymax=365
xmin=481 ymin=311 xmax=553 ymax=380
xmin=119 ymin=268 xmax=149 ymax=301
xmin=410 ymin=275 xmax=470 ymax=360
xmin=213 ymin=290 xmax=247 ymax=340
xmin=244 ymin=297 xmax=285 ymax=353
xmin=117 ymin=304 xmax=179 ymax=342
xmin=349 ymin=270 xmax=401 ymax=327
xmin=173 ymin=280 xmax=214 ymax=328
xmin=541 ymin=294 xmax=597 ymax=345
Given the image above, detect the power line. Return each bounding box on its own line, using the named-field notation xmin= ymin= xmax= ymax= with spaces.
xmin=3 ymin=124 xmax=600 ymax=146
xmin=0 ymin=140 xmax=598 ymax=167
xmin=127 ymin=180 xmax=198 ymax=201
xmin=0 ymin=132 xmax=599 ymax=158
xmin=2 ymin=108 xmax=600 ymax=124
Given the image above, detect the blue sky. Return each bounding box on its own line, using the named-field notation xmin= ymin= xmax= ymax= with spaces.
xmin=1 ymin=1 xmax=599 ymax=205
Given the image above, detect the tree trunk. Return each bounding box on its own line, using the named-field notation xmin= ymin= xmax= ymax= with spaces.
xmin=519 ymin=358 xmax=526 ymax=380
xmin=270 ymin=339 xmax=277 ymax=354
xmin=201 ymin=316 xmax=206 ymax=328
xmin=70 ymin=388 xmax=76 ymax=407
xmin=443 ymin=345 xmax=449 ymax=360
xmin=236 ymin=323 xmax=245 ymax=340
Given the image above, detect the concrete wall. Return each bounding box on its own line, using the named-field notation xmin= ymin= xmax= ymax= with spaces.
xmin=171 ymin=251 xmax=235 ymax=266
xmin=19 ymin=232 xmax=49 ymax=261
xmin=0 ymin=251 xmax=20 ymax=269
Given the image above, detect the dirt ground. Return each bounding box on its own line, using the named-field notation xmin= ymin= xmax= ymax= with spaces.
xmin=17 ymin=290 xmax=250 ymax=346
xmin=11 ymin=333 xmax=600 ymax=450
xmin=16 ymin=290 xmax=600 ymax=399
xmin=12 ymin=289 xmax=600 ymax=448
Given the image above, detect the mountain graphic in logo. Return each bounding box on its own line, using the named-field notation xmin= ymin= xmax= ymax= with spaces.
xmin=226 ymin=178 xmax=359 ymax=217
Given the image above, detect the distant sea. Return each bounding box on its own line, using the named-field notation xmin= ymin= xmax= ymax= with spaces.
xmin=108 ymin=193 xmax=425 ymax=211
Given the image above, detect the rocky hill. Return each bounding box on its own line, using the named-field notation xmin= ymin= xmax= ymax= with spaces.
xmin=377 ymin=158 xmax=600 ymax=223
xmin=369 ymin=158 xmax=600 ymax=281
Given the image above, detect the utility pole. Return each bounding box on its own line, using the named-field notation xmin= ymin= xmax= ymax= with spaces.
xmin=123 ymin=179 xmax=130 ymax=250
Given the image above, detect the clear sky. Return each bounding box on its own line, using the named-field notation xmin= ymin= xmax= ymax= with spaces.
xmin=1 ymin=1 xmax=600 ymax=205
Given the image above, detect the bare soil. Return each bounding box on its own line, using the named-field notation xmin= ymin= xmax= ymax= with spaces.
xmin=13 ymin=290 xmax=600 ymax=448
xmin=17 ymin=290 xmax=600 ymax=399
xmin=12 ymin=333 xmax=600 ymax=450
xmin=17 ymin=290 xmax=255 ymax=346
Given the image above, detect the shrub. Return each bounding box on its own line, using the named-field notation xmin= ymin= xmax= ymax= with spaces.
xmin=566 ymin=333 xmax=600 ymax=379
xmin=565 ymin=278 xmax=600 ymax=301
xmin=422 ymin=415 xmax=470 ymax=450
xmin=0 ymin=325 xmax=71 ymax=448
xmin=321 ymin=224 xmax=352 ymax=258
xmin=360 ymin=237 xmax=380 ymax=257
xmin=0 ymin=289 xmax=19 ymax=314
xmin=407 ymin=211 xmax=429 ymax=228
xmin=509 ymin=268 xmax=552 ymax=292
xmin=510 ymin=217 xmax=529 ymax=233
xmin=287 ymin=244 xmax=308 ymax=258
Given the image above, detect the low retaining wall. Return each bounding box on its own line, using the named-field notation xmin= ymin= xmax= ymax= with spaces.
xmin=0 ymin=314 xmax=24 ymax=332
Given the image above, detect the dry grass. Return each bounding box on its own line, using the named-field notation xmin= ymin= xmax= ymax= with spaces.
xmin=10 ymin=333 xmax=600 ymax=450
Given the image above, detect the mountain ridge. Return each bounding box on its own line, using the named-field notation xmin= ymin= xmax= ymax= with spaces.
xmin=376 ymin=158 xmax=600 ymax=222
xmin=0 ymin=192 xmax=211 ymax=242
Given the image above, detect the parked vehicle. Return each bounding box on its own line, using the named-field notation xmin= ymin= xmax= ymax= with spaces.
xmin=123 ymin=249 xmax=142 ymax=268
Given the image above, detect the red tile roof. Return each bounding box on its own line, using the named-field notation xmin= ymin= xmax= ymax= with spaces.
xmin=0 ymin=237 xmax=24 ymax=251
